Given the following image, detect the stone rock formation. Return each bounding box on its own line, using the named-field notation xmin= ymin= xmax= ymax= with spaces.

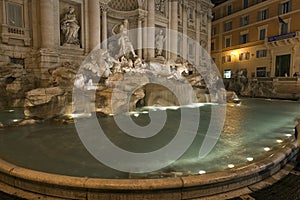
xmin=23 ymin=42 xmax=226 ymax=119
xmin=0 ymin=63 xmax=37 ymax=108
xmin=24 ymin=87 xmax=68 ymax=119
xmin=24 ymin=62 xmax=79 ymax=119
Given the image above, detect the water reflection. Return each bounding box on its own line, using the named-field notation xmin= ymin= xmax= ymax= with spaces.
xmin=0 ymin=98 xmax=299 ymax=178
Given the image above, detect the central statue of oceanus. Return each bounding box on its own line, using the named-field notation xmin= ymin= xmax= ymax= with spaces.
xmin=74 ymin=19 xmax=190 ymax=90
xmin=112 ymin=19 xmax=137 ymax=59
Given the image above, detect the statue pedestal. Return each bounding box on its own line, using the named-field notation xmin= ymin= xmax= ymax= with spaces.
xmin=151 ymin=56 xmax=166 ymax=64
xmin=62 ymin=43 xmax=80 ymax=49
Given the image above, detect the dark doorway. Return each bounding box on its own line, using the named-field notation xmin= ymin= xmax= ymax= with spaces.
xmin=275 ymin=54 xmax=291 ymax=77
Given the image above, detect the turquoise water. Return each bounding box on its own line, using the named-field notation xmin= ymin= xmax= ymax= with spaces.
xmin=0 ymin=98 xmax=299 ymax=178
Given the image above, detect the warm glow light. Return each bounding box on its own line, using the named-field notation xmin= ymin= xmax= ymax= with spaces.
xmin=247 ymin=157 xmax=254 ymax=161
xmin=276 ymin=139 xmax=283 ymax=143
xmin=12 ymin=119 xmax=20 ymax=122
xmin=285 ymin=134 xmax=292 ymax=137
xmin=228 ymin=164 xmax=235 ymax=168
xmin=133 ymin=113 xmax=139 ymax=117
xmin=264 ymin=147 xmax=271 ymax=151
xmin=230 ymin=51 xmax=239 ymax=56
xmin=198 ymin=170 xmax=206 ymax=174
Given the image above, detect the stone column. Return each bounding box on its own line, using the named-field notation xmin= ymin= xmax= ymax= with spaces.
xmin=137 ymin=17 xmax=143 ymax=58
xmin=143 ymin=16 xmax=148 ymax=59
xmin=147 ymin=0 xmax=155 ymax=59
xmin=207 ymin=10 xmax=212 ymax=54
xmin=182 ymin=2 xmax=188 ymax=60
xmin=39 ymin=0 xmax=54 ymax=48
xmin=170 ymin=0 xmax=178 ymax=60
xmin=101 ymin=4 xmax=108 ymax=49
xmin=195 ymin=9 xmax=201 ymax=66
xmin=89 ymin=0 xmax=101 ymax=51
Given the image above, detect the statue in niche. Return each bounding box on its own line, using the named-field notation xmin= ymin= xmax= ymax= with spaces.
xmin=155 ymin=29 xmax=165 ymax=57
xmin=112 ymin=19 xmax=136 ymax=58
xmin=60 ymin=6 xmax=80 ymax=46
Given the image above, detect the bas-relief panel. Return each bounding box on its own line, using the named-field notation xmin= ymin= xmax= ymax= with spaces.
xmin=155 ymin=0 xmax=167 ymax=16
xmin=59 ymin=1 xmax=81 ymax=47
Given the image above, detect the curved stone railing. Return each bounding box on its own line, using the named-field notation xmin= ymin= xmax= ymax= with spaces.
xmin=0 ymin=142 xmax=298 ymax=200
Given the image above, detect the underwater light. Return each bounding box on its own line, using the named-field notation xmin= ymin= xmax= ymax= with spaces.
xmin=228 ymin=164 xmax=235 ymax=168
xmin=247 ymin=157 xmax=254 ymax=161
xmin=198 ymin=170 xmax=206 ymax=175
xmin=264 ymin=147 xmax=271 ymax=151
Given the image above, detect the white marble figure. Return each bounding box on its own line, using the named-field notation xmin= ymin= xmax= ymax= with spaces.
xmin=60 ymin=7 xmax=80 ymax=45
xmin=155 ymin=30 xmax=165 ymax=57
xmin=86 ymin=79 xmax=97 ymax=90
xmin=74 ymin=74 xmax=85 ymax=89
xmin=112 ymin=19 xmax=137 ymax=58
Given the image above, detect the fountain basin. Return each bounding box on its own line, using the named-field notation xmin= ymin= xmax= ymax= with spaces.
xmin=0 ymin=98 xmax=300 ymax=199
xmin=0 ymin=142 xmax=297 ymax=199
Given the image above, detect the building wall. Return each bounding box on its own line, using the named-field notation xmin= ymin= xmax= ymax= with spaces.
xmin=211 ymin=0 xmax=300 ymax=79
xmin=0 ymin=0 xmax=213 ymax=86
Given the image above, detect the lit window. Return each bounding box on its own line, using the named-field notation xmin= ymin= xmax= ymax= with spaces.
xmin=280 ymin=1 xmax=291 ymax=14
xmin=239 ymin=53 xmax=244 ymax=61
xmin=256 ymin=49 xmax=267 ymax=58
xmin=225 ymin=37 xmax=231 ymax=48
xmin=224 ymin=21 xmax=232 ymax=32
xmin=256 ymin=67 xmax=267 ymax=77
xmin=245 ymin=52 xmax=250 ymax=60
xmin=222 ymin=56 xmax=226 ymax=63
xmin=258 ymin=9 xmax=269 ymax=21
xmin=239 ymin=52 xmax=250 ymax=60
xmin=240 ymin=15 xmax=249 ymax=26
xmin=226 ymin=55 xmax=231 ymax=62
xmin=259 ymin=28 xmax=266 ymax=40
xmin=240 ymin=33 xmax=248 ymax=44
xmin=281 ymin=22 xmax=288 ymax=34
xmin=243 ymin=0 xmax=249 ymax=9
xmin=227 ymin=4 xmax=232 ymax=15
xmin=6 ymin=2 xmax=23 ymax=28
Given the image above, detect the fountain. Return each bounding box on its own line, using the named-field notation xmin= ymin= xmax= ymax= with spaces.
xmin=0 ymin=28 xmax=299 ymax=200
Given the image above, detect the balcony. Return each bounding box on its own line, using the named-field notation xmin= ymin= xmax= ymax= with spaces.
xmin=268 ymin=32 xmax=297 ymax=42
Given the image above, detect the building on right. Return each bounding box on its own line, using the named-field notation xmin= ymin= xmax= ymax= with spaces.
xmin=211 ymin=0 xmax=300 ymax=79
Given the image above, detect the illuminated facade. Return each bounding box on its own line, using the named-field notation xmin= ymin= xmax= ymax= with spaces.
xmin=211 ymin=0 xmax=300 ymax=79
xmin=0 ymin=0 xmax=213 ymax=86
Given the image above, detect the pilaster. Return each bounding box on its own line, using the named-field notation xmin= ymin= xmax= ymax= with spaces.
xmin=89 ymin=0 xmax=101 ymax=51
xmin=170 ymin=0 xmax=178 ymax=60
xmin=147 ymin=0 xmax=155 ymax=59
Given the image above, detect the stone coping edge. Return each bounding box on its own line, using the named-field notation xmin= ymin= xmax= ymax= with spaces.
xmin=0 ymin=141 xmax=298 ymax=200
